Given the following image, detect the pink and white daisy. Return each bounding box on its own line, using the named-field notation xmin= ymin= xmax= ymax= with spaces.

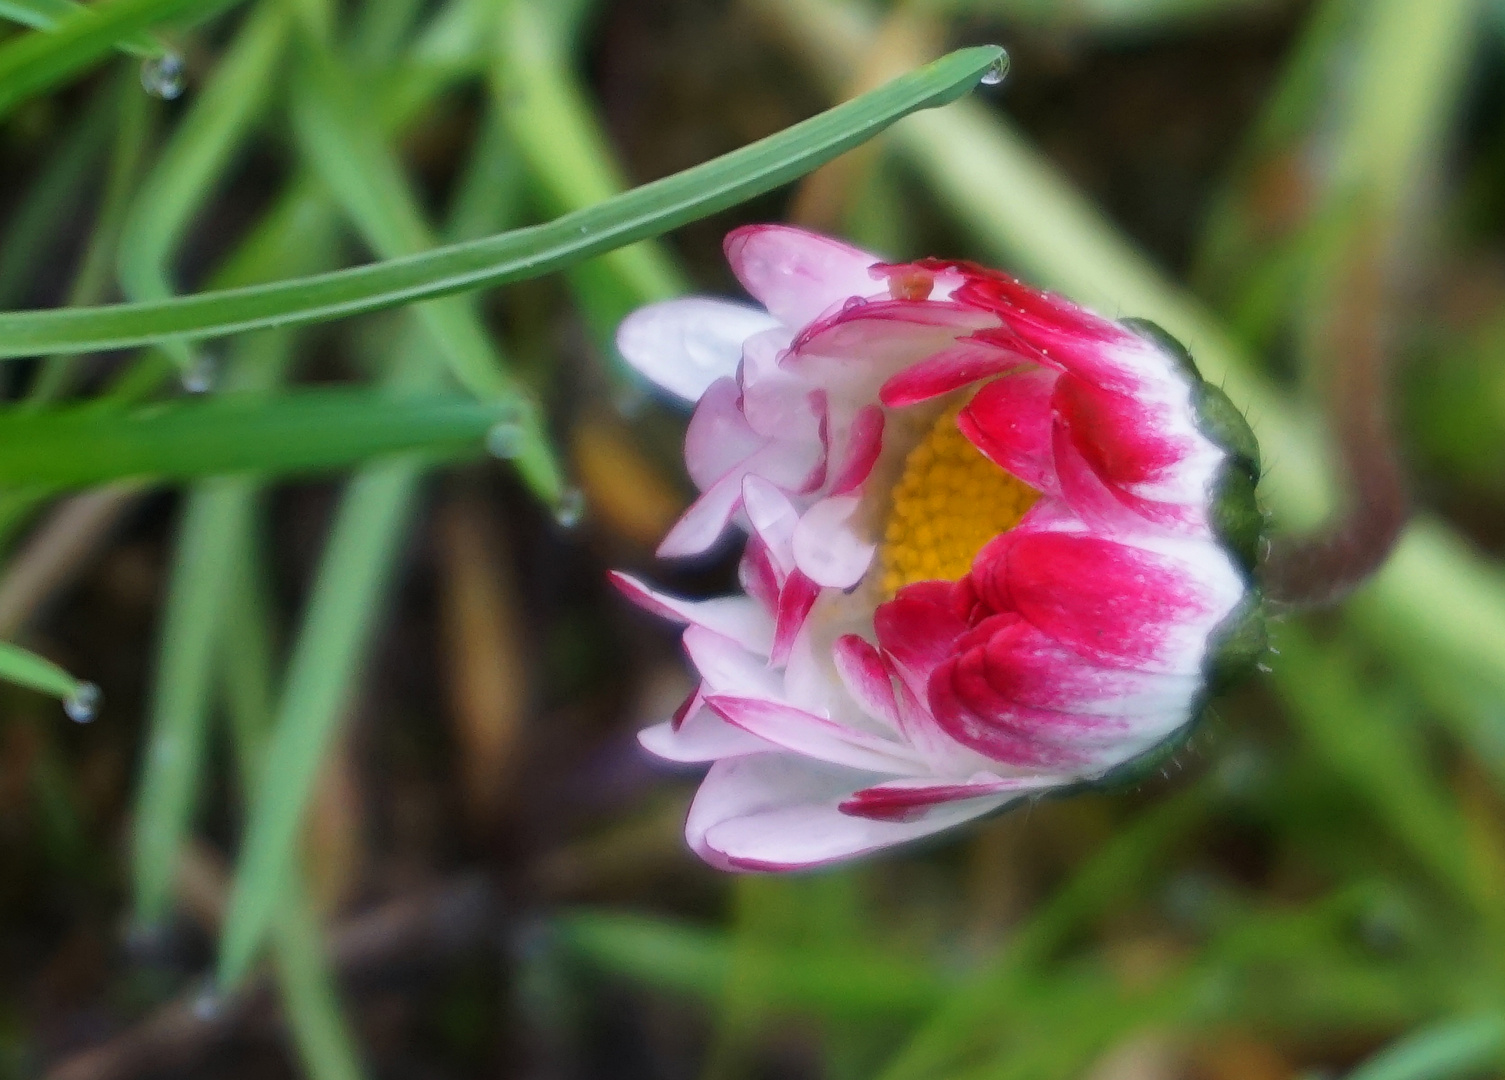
xmin=613 ymin=225 xmax=1265 ymax=871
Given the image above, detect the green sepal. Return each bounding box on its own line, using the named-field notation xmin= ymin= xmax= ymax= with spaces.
xmin=1202 ymin=591 xmax=1267 ymax=695
xmin=1208 ymin=461 xmax=1262 ymax=577
xmin=1047 ymin=717 xmax=1200 ymax=799
xmin=1193 ymin=381 xmax=1261 ymax=478
xmin=1120 ymin=317 xmax=1201 ymax=382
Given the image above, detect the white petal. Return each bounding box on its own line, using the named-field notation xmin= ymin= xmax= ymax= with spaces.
xmin=792 ymin=496 xmax=875 ymax=589
xmin=617 ymin=298 xmax=779 ymax=402
xmin=609 ymin=572 xmax=774 ymax=657
xmin=687 ymin=754 xmax=1010 ymax=870
xmin=639 ymin=710 xmax=774 ymax=763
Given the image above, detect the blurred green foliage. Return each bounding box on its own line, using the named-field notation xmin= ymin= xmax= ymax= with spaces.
xmin=3 ymin=0 xmax=1505 ymax=1078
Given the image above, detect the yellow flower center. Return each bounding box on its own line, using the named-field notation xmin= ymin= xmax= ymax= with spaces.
xmin=880 ymin=405 xmax=1039 ymax=595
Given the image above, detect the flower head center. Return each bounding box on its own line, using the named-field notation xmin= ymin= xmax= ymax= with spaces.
xmin=880 ymin=405 xmax=1039 ymax=595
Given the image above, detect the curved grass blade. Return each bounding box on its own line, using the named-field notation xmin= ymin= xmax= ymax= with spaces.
xmin=219 ymin=531 xmax=368 ymax=1080
xmin=290 ymin=38 xmax=561 ymax=497
xmin=0 ymin=640 xmax=91 ymax=706
xmin=495 ymin=0 xmax=687 ymax=347
xmin=0 ymin=390 xmax=507 ymax=487
xmin=0 ymin=0 xmax=230 ymax=119
xmin=117 ymin=1 xmax=290 ymax=371
xmin=129 ymin=189 xmax=341 ymax=929
xmin=214 ymin=84 xmax=531 ymax=990
xmin=0 ymin=83 xmax=113 ymax=309
xmin=0 ymin=0 xmax=163 ymax=56
xmin=1345 ymin=1014 xmax=1505 ymax=1080
xmin=0 ymin=45 xmax=1004 ymax=357
xmin=27 ymin=67 xmax=152 ymax=406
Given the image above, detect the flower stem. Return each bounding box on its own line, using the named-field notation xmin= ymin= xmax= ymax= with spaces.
xmin=1258 ymin=224 xmax=1408 ymax=607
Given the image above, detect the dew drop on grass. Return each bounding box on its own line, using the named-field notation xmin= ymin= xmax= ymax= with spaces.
xmin=64 ymin=682 xmax=100 ymax=724
xmin=980 ymin=54 xmax=1009 ymax=86
xmin=140 ymin=53 xmax=187 ymax=100
xmin=191 ymin=982 xmax=223 ymax=1021
xmin=181 ymin=352 xmax=217 ymax=394
xmin=553 ymin=487 xmax=586 ymax=529
xmin=485 ymin=420 xmax=525 ymax=459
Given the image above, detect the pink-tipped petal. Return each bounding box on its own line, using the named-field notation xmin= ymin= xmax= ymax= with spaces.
xmin=879 ymin=342 xmax=1029 ymax=407
xmin=987 ymin=531 xmax=1238 ymax=675
xmin=1054 ymin=373 xmax=1182 ymax=488
xmin=792 ymin=496 xmax=875 ymax=589
xmin=657 ymin=475 xmax=744 ymax=558
xmin=957 ymin=367 xmax=1060 ymax=492
xmin=724 ymin=226 xmax=882 ymax=327
xmin=772 ymin=570 xmax=820 ymax=667
xmin=742 ymin=476 xmax=800 ymax=575
xmin=829 ymin=405 xmax=885 ymax=495
xmin=704 ymin=695 xmax=924 ymax=774
xmin=609 ymin=571 xmax=775 ymax=657
xmin=617 ymin=298 xmax=780 ymax=402
xmin=684 ymin=377 xmax=766 ymax=490
xmin=839 ymin=773 xmax=1059 ymax=821
xmin=832 ymin=635 xmax=900 ymax=730
xmin=689 ymin=754 xmax=1009 ymax=870
xmin=683 ymin=625 xmax=784 ymax=700
xmin=640 ymin=709 xmax=776 ymax=762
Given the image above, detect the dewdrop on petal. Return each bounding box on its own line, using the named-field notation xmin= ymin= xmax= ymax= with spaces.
xmin=612 ymin=225 xmax=1265 ymax=871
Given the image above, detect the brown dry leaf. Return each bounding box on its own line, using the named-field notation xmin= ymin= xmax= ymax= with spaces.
xmin=174 ymin=838 xmax=229 ymax=933
xmin=1187 ymin=1031 xmax=1295 ymax=1080
xmin=436 ymin=491 xmax=527 ymax=827
xmin=1082 ymin=1031 xmax=1187 ymax=1080
xmin=1104 ymin=934 xmax=1187 ymax=993
xmin=1456 ymin=759 xmax=1505 ymax=907
xmin=302 ymin=728 xmax=364 ymax=915
xmin=571 ymin=415 xmax=685 ymax=548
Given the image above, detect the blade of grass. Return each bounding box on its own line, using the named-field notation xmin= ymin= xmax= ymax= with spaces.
xmin=131 ymin=475 xmax=262 ymax=924
xmin=215 ymin=358 xmax=433 ymax=991
xmin=0 ymin=80 xmax=113 ymax=308
xmin=26 ymin=66 xmax=153 ymax=407
xmin=0 ymin=640 xmax=91 ymax=705
xmin=288 ymin=36 xmax=563 ymax=497
xmin=1346 ymin=1014 xmax=1505 ymax=1080
xmin=1269 ymin=621 xmax=1482 ymax=911
xmin=0 ymin=0 xmax=162 ymax=55
xmin=0 ymin=390 xmax=509 ymax=487
xmin=216 ymin=53 xmax=536 ymax=987
xmin=494 ymin=0 xmax=687 ymax=351
xmin=557 ymin=910 xmax=952 ymax=1018
xmin=116 ymin=0 xmax=291 ymax=372
xmin=0 ymin=45 xmax=1005 ymax=355
xmin=220 ymin=521 xmax=368 ymax=1080
xmin=0 ymin=0 xmax=237 ymax=120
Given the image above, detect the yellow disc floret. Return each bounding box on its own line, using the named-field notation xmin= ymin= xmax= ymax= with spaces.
xmin=880 ymin=405 xmax=1039 ymax=595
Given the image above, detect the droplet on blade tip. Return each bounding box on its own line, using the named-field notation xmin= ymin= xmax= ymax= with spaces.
xmin=64 ymin=683 xmax=100 ymax=724
xmin=553 ymin=488 xmax=586 ymax=529
xmin=181 ymin=352 xmax=217 ymax=394
xmin=140 ymin=53 xmax=186 ymax=100
xmin=980 ymin=54 xmax=1008 ymax=86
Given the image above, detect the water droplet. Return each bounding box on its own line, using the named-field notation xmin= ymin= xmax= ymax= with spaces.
xmin=181 ymin=352 xmax=217 ymax=394
xmin=64 ymin=682 xmax=100 ymax=723
xmin=980 ymin=53 xmax=1009 ymax=86
xmin=140 ymin=52 xmax=186 ymax=100
xmin=485 ymin=420 xmax=525 ymax=459
xmin=553 ymin=487 xmax=586 ymax=529
xmin=191 ymin=983 xmax=223 ymax=1021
